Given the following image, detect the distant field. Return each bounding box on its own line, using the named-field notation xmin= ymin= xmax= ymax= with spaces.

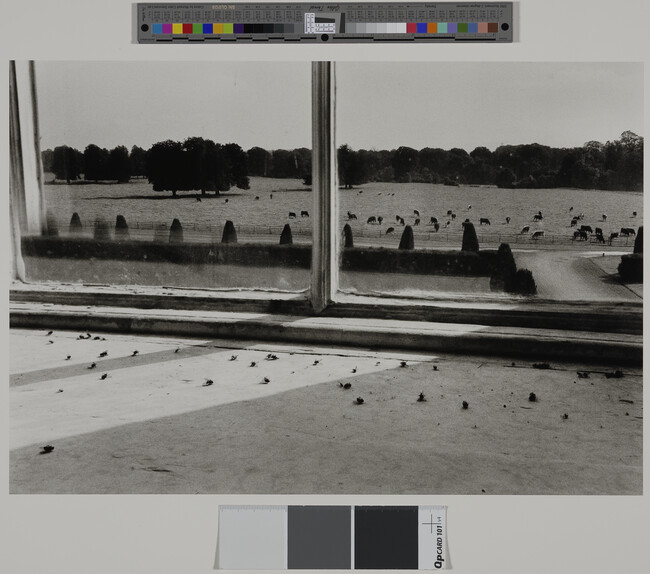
xmin=29 ymin=177 xmax=642 ymax=301
xmin=42 ymin=177 xmax=642 ymax=249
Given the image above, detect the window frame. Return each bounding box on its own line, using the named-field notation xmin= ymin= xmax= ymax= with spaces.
xmin=9 ymin=60 xmax=643 ymax=336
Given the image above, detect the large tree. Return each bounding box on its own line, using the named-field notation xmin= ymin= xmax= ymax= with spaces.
xmin=109 ymin=145 xmax=131 ymax=182
xmin=184 ymin=137 xmax=216 ymax=192
xmin=445 ymin=148 xmax=472 ymax=180
xmin=83 ymin=144 xmax=110 ymax=181
xmin=292 ymin=147 xmax=312 ymax=183
xmin=41 ymin=149 xmax=54 ymax=173
xmin=418 ymin=147 xmax=447 ymax=181
xmin=146 ymin=138 xmax=250 ymax=196
xmin=146 ymin=140 xmax=184 ymax=195
xmin=391 ymin=146 xmax=418 ymax=183
xmin=617 ymin=131 xmax=643 ymax=190
xmin=52 ymin=145 xmax=82 ymax=183
xmin=466 ymin=146 xmax=495 ymax=184
xmin=269 ymin=149 xmax=297 ymax=178
xmin=495 ymin=167 xmax=516 ymax=189
xmin=247 ymin=146 xmax=272 ymax=176
xmin=338 ymin=144 xmax=368 ymax=188
xmin=129 ymin=145 xmax=147 ymax=177
xmin=223 ymin=143 xmax=250 ymax=190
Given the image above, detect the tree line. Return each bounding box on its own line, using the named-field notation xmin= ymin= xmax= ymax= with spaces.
xmin=42 ymin=144 xmax=146 ymax=184
xmin=42 ymin=130 xmax=642 ymax=193
xmin=336 ymin=131 xmax=643 ymax=192
xmin=42 ymin=139 xmax=250 ymax=196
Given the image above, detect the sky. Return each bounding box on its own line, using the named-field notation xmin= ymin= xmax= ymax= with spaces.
xmin=36 ymin=61 xmax=643 ymax=153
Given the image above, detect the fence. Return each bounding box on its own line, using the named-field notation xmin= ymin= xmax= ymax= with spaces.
xmin=47 ymin=217 xmax=637 ymax=250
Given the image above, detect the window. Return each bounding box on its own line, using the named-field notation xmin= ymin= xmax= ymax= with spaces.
xmin=10 ymin=61 xmax=643 ymax=334
xmin=335 ymin=62 xmax=643 ymax=305
xmin=14 ymin=61 xmax=312 ymax=294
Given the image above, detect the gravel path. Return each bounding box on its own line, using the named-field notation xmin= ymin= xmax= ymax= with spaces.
xmin=514 ymin=251 xmax=641 ymax=302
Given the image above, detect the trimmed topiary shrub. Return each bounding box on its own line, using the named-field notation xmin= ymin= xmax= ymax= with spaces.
xmin=69 ymin=212 xmax=83 ymax=234
xmin=221 ymin=220 xmax=237 ymax=244
xmin=461 ymin=222 xmax=479 ymax=252
xmin=169 ymin=218 xmax=183 ymax=243
xmin=511 ymin=268 xmax=537 ymax=295
xmin=490 ymin=243 xmax=517 ymax=291
xmin=153 ymin=223 xmax=167 ymax=243
xmin=93 ymin=218 xmax=111 ymax=241
xmin=633 ymin=226 xmax=643 ymax=254
xmin=343 ymin=224 xmax=354 ymax=248
xmin=279 ymin=224 xmax=293 ymax=245
xmin=44 ymin=211 xmax=58 ymax=236
xmin=398 ymin=225 xmax=414 ymax=250
xmin=114 ymin=215 xmax=130 ymax=240
xmin=498 ymin=243 xmax=516 ymax=274
xmin=618 ymin=253 xmax=643 ymax=282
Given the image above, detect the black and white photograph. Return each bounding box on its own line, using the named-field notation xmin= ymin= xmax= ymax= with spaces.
xmin=3 ymin=1 xmax=648 ymax=573
xmin=9 ymin=59 xmax=642 ymax=495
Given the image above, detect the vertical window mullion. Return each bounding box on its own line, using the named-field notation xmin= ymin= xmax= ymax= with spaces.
xmin=12 ymin=61 xmax=44 ymax=235
xmin=10 ymin=60 xmax=45 ymax=281
xmin=29 ymin=61 xmax=47 ymax=234
xmin=311 ymin=61 xmax=338 ymax=312
xmin=9 ymin=61 xmax=27 ymax=280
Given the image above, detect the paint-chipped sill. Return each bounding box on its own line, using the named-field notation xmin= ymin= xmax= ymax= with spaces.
xmin=10 ymin=280 xmax=642 ymax=336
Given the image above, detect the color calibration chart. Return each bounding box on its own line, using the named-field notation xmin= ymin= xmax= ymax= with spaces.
xmin=216 ymin=505 xmax=450 ymax=570
xmin=137 ymin=3 xmax=513 ymax=43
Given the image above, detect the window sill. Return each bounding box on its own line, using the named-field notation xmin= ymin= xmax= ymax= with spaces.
xmin=10 ymin=280 xmax=643 ymax=366
xmin=10 ymin=280 xmax=643 ymax=336
xmin=10 ymin=296 xmax=641 ymax=365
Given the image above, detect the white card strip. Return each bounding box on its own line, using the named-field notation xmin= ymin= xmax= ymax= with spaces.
xmin=419 ymin=506 xmax=451 ymax=570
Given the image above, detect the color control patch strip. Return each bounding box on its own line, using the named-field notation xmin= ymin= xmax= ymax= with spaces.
xmin=137 ymin=3 xmax=513 ymax=43
xmin=216 ymin=505 xmax=450 ymax=570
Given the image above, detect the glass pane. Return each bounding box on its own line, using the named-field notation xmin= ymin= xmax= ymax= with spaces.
xmin=25 ymin=61 xmax=312 ymax=292
xmin=336 ymin=62 xmax=643 ymax=303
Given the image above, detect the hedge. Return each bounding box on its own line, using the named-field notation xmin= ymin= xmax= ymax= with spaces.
xmin=341 ymin=246 xmax=497 ymax=276
xmin=618 ymin=253 xmax=643 ymax=283
xmin=22 ymin=237 xmax=528 ymax=291
xmin=22 ymin=237 xmax=311 ymax=268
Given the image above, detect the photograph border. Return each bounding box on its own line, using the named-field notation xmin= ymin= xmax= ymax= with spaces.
xmin=2 ymin=1 xmax=648 ymax=572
